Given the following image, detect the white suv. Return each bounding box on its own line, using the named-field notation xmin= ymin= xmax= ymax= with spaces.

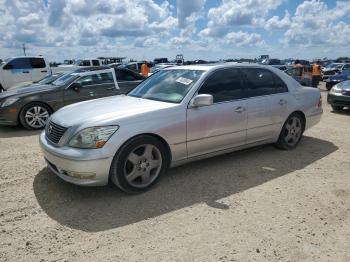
xmin=0 ymin=56 xmax=51 ymax=91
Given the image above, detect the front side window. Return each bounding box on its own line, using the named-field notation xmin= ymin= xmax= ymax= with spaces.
xmin=115 ymin=70 xmax=137 ymax=81
xmin=76 ymin=72 xmax=114 ymax=86
xmin=241 ymin=68 xmax=287 ymax=97
xmin=128 ymin=69 xmax=204 ymax=103
xmin=30 ymin=58 xmax=46 ymax=68
xmin=6 ymin=58 xmax=31 ymax=69
xmin=198 ymin=68 xmax=244 ymax=103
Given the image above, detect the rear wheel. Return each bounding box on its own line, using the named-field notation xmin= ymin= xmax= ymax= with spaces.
xmin=110 ymin=135 xmax=169 ymax=193
xmin=19 ymin=103 xmax=52 ymax=130
xmin=331 ymin=105 xmax=343 ymax=111
xmin=276 ymin=113 xmax=304 ymax=150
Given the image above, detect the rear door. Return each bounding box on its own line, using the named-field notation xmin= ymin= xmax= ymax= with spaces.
xmin=30 ymin=57 xmax=49 ymax=82
xmin=240 ymin=68 xmax=288 ymax=144
xmin=187 ymin=68 xmax=248 ymax=157
xmin=63 ymin=71 xmax=117 ymax=106
xmin=2 ymin=58 xmax=32 ymax=88
xmin=115 ymin=69 xmax=144 ymax=93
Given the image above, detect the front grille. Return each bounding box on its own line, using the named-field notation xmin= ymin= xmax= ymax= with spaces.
xmin=46 ymin=121 xmax=67 ymax=144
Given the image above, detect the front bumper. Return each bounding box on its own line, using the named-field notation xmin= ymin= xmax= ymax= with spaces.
xmin=0 ymin=106 xmax=19 ymax=126
xmin=327 ymin=93 xmax=350 ymax=107
xmin=39 ymin=131 xmax=113 ymax=186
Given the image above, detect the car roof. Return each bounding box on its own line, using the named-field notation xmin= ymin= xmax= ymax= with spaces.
xmin=73 ymin=66 xmax=110 ymax=72
xmin=165 ymin=63 xmax=282 ymax=72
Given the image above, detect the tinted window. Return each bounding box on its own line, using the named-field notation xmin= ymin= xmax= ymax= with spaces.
xmin=92 ymin=60 xmax=100 ymax=66
xmin=344 ymin=64 xmax=350 ymax=69
xmin=115 ymin=70 xmax=137 ymax=81
xmin=78 ymin=60 xmax=91 ymax=66
xmin=76 ymin=72 xmax=114 ymax=86
xmin=30 ymin=58 xmax=46 ymax=68
xmin=127 ymin=64 xmax=137 ymax=71
xmin=199 ymin=68 xmax=244 ymax=103
xmin=7 ymin=58 xmax=31 ymax=69
xmin=241 ymin=68 xmax=287 ymax=97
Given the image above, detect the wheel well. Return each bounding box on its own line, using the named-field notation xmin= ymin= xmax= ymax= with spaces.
xmin=291 ymin=110 xmax=306 ymax=132
xmin=18 ymin=101 xmax=54 ymax=122
xmin=121 ymin=133 xmax=172 ymax=164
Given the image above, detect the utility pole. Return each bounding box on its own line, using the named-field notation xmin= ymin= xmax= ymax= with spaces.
xmin=22 ymin=43 xmax=26 ymax=56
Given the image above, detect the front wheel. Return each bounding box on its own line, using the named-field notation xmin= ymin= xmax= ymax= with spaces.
xmin=110 ymin=135 xmax=169 ymax=193
xmin=19 ymin=103 xmax=52 ymax=130
xmin=275 ymin=113 xmax=304 ymax=150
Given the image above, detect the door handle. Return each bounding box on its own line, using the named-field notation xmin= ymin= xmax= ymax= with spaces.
xmin=89 ymin=92 xmax=95 ymax=96
xmin=234 ymin=106 xmax=246 ymax=113
xmin=278 ymin=99 xmax=287 ymax=105
xmin=106 ymin=87 xmax=114 ymax=90
xmin=41 ymin=70 xmax=47 ymax=73
xmin=22 ymin=71 xmax=30 ymax=74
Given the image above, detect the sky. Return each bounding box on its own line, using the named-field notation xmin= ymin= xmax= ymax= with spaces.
xmin=0 ymin=0 xmax=349 ymax=62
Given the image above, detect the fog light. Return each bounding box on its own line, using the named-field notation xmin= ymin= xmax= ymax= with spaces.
xmin=62 ymin=170 xmax=96 ymax=179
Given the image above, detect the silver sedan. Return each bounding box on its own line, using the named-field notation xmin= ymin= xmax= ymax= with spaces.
xmin=39 ymin=64 xmax=323 ymax=193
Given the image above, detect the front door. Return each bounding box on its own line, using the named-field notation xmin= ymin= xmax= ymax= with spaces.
xmin=187 ymin=68 xmax=248 ymax=158
xmin=63 ymin=71 xmax=118 ymax=106
xmin=30 ymin=57 xmax=49 ymax=82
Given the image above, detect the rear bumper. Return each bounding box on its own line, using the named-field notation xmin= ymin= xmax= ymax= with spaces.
xmin=327 ymin=93 xmax=350 ymax=107
xmin=305 ymin=111 xmax=322 ymax=131
xmin=39 ymin=132 xmax=112 ymax=186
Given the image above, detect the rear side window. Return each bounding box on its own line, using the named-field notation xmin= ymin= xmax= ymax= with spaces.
xmin=92 ymin=60 xmax=100 ymax=66
xmin=30 ymin=58 xmax=46 ymax=68
xmin=115 ymin=70 xmax=137 ymax=81
xmin=199 ymin=68 xmax=244 ymax=103
xmin=127 ymin=64 xmax=137 ymax=71
xmin=6 ymin=58 xmax=31 ymax=69
xmin=78 ymin=60 xmax=91 ymax=66
xmin=241 ymin=68 xmax=288 ymax=97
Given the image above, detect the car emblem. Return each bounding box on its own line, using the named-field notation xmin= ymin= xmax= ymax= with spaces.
xmin=48 ymin=125 xmax=53 ymax=134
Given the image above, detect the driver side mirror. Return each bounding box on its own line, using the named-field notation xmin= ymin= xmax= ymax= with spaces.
xmin=190 ymin=94 xmax=213 ymax=108
xmin=70 ymin=82 xmax=81 ymax=92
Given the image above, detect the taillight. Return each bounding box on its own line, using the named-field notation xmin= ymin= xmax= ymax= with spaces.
xmin=318 ymin=94 xmax=322 ymax=107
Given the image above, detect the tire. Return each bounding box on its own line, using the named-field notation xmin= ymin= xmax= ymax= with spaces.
xmin=275 ymin=113 xmax=304 ymax=150
xmin=19 ymin=102 xmax=52 ymax=130
xmin=331 ymin=105 xmax=343 ymax=111
xmin=110 ymin=135 xmax=170 ymax=193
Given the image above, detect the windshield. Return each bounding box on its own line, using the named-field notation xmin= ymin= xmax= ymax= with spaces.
xmin=0 ymin=58 xmax=10 ymax=67
xmin=326 ymin=63 xmax=340 ymax=69
xmin=52 ymin=72 xmax=78 ymax=86
xmin=128 ymin=69 xmax=204 ymax=103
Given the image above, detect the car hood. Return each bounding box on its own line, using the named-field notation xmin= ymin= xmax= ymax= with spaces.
xmin=51 ymin=95 xmax=178 ymax=127
xmin=0 ymin=84 xmax=55 ymax=99
xmin=330 ymin=74 xmax=347 ymax=81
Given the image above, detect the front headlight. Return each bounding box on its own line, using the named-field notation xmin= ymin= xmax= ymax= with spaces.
xmin=329 ymin=85 xmax=342 ymax=95
xmin=68 ymin=126 xmax=119 ymax=149
xmin=1 ymin=97 xmax=19 ymax=107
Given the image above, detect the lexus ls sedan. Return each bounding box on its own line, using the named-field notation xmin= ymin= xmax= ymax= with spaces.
xmin=40 ymin=64 xmax=323 ymax=193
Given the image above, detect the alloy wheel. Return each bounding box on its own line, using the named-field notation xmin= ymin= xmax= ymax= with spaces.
xmin=24 ymin=106 xmax=49 ymax=129
xmin=124 ymin=144 xmax=162 ymax=188
xmin=284 ymin=116 xmax=302 ymax=147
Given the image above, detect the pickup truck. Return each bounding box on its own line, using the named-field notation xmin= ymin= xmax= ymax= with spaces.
xmin=0 ymin=56 xmax=51 ymax=91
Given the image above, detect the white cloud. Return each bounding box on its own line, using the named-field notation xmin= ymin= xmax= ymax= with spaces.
xmin=200 ymin=0 xmax=286 ymax=37
xmin=224 ymin=31 xmax=266 ymax=47
xmin=283 ymin=0 xmax=350 ymax=47
xmin=264 ymin=11 xmax=291 ymax=30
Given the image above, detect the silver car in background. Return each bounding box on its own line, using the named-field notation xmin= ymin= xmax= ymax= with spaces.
xmin=39 ymin=64 xmax=323 ymax=193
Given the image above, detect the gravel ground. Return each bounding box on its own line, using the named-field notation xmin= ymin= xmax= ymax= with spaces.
xmin=0 ymin=84 xmax=349 ymax=262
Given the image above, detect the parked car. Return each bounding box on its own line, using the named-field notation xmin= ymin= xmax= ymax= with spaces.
xmin=327 ymin=80 xmax=350 ymax=111
xmin=0 ymin=56 xmax=51 ymax=91
xmin=55 ymin=59 xmax=103 ymax=73
xmin=322 ymin=63 xmax=350 ymax=80
xmin=39 ymin=64 xmax=322 ymax=193
xmin=0 ymin=67 xmax=144 ymax=129
xmin=9 ymin=72 xmax=65 ymax=89
xmin=120 ymin=62 xmax=146 ymax=73
xmin=324 ymin=69 xmax=350 ymax=90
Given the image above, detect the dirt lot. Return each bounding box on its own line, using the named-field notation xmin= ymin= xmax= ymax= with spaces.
xmin=0 ymin=84 xmax=349 ymax=262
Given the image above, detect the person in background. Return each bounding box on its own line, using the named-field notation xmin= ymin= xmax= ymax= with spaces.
xmin=311 ymin=62 xmax=322 ymax=88
xmin=141 ymin=61 xmax=150 ymax=77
